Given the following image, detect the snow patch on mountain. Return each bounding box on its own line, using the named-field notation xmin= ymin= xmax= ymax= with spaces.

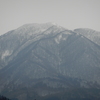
xmin=1 ymin=50 xmax=12 ymax=60
xmin=55 ymin=34 xmax=62 ymax=44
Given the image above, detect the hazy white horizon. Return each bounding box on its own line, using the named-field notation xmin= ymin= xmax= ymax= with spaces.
xmin=0 ymin=0 xmax=100 ymax=35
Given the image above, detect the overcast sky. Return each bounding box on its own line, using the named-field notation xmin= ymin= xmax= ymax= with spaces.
xmin=0 ymin=0 xmax=100 ymax=34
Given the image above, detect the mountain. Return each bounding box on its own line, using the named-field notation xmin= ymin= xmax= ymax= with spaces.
xmin=0 ymin=23 xmax=100 ymax=100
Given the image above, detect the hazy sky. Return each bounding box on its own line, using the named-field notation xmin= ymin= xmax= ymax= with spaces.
xmin=0 ymin=0 xmax=100 ymax=34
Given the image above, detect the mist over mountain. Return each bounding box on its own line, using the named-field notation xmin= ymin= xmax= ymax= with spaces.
xmin=0 ymin=23 xmax=100 ymax=100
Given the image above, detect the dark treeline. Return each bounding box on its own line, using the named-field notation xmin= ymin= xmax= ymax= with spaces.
xmin=0 ymin=95 xmax=10 ymax=100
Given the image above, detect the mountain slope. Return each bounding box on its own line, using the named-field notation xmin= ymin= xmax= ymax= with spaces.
xmin=0 ymin=23 xmax=65 ymax=69
xmin=74 ymin=28 xmax=100 ymax=46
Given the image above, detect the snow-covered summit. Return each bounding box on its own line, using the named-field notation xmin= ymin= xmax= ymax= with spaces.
xmin=16 ymin=22 xmax=57 ymax=30
xmin=11 ymin=22 xmax=66 ymax=37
